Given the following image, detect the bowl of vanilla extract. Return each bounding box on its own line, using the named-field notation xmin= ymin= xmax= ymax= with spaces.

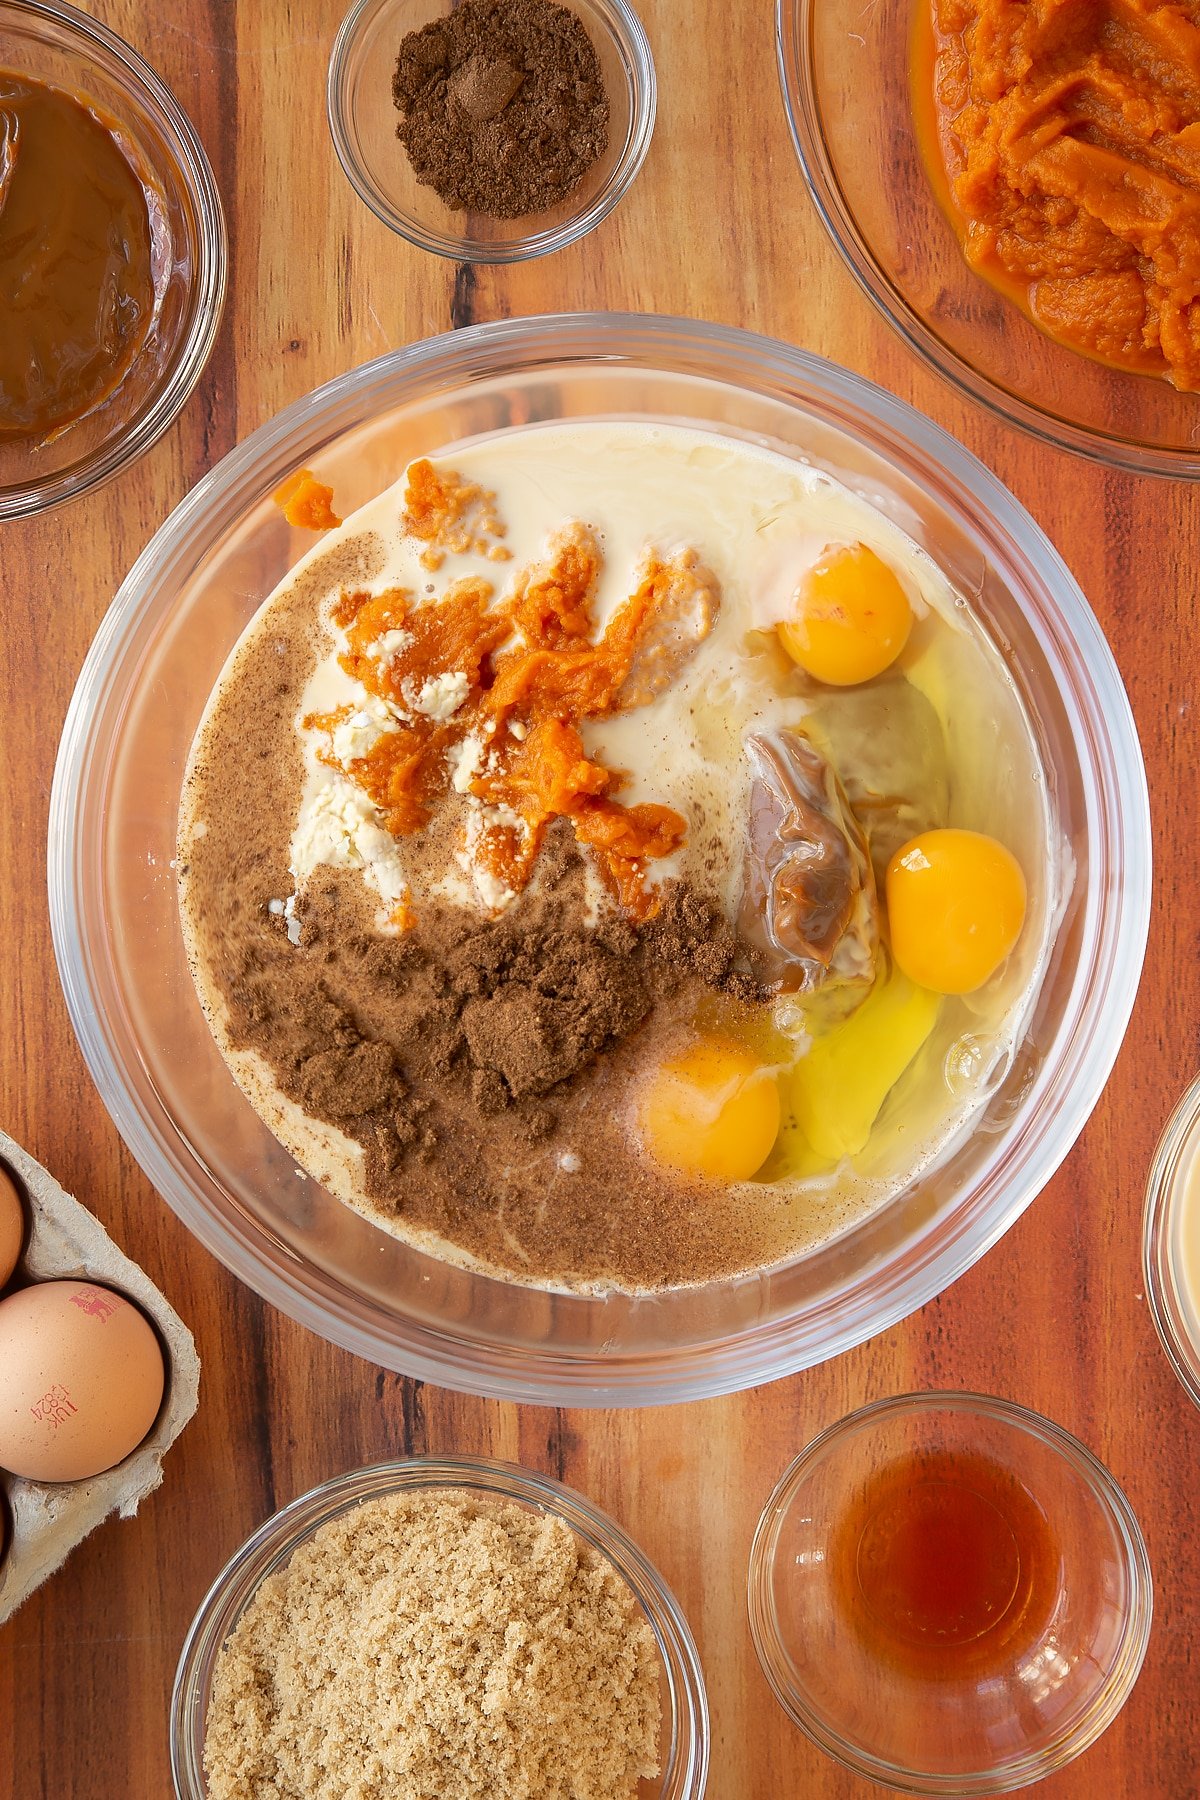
xmin=749 ymin=1392 xmax=1153 ymax=1794
xmin=0 ymin=0 xmax=226 ymax=518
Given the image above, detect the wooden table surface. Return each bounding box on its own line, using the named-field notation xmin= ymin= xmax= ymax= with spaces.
xmin=1 ymin=2 xmax=1196 ymax=1795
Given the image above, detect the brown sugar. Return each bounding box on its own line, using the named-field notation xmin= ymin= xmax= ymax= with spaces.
xmin=202 ymin=1490 xmax=662 ymax=1800
xmin=228 ymin=837 xmax=758 ymax=1127
xmin=201 ymin=823 xmax=769 ymax=1286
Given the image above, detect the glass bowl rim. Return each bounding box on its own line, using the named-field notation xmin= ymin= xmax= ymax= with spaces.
xmin=0 ymin=0 xmax=227 ymax=519
xmin=746 ymin=1388 xmax=1155 ymax=1795
xmin=1142 ymin=1070 xmax=1200 ymax=1411
xmin=774 ymin=0 xmax=1200 ymax=480
xmin=169 ymin=1452 xmax=710 ymax=1800
xmin=326 ymin=0 xmax=657 ymax=264
xmin=48 ymin=311 xmax=1152 ymax=1405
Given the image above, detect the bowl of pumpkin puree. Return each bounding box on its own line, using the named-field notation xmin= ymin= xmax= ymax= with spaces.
xmin=778 ymin=0 xmax=1200 ymax=476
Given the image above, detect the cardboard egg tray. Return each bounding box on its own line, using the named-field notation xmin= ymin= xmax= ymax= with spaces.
xmin=0 ymin=1127 xmax=200 ymax=1625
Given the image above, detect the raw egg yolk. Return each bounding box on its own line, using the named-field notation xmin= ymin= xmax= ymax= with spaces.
xmin=778 ymin=544 xmax=913 ymax=686
xmin=638 ymin=1038 xmax=781 ymax=1183
xmin=886 ymin=828 xmax=1026 ymax=995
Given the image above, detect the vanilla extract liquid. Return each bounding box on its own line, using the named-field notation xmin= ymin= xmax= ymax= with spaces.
xmin=830 ymin=1450 xmax=1059 ymax=1677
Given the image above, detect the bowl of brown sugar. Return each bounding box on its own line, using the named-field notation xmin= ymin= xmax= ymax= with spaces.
xmin=327 ymin=0 xmax=655 ymax=262
xmin=171 ymin=1456 xmax=709 ymax=1800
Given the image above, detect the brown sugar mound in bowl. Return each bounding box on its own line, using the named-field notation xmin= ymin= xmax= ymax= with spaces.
xmin=392 ymin=0 xmax=611 ymax=220
xmin=202 ymin=1490 xmax=662 ymax=1800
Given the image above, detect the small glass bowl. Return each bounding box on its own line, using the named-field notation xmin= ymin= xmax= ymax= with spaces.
xmin=777 ymin=0 xmax=1200 ymax=477
xmin=171 ymin=1456 xmax=708 ymax=1800
xmin=0 ymin=0 xmax=226 ymax=518
xmin=748 ymin=1393 xmax=1153 ymax=1795
xmin=327 ymin=0 xmax=655 ymax=262
xmin=1143 ymin=1073 xmax=1200 ymax=1411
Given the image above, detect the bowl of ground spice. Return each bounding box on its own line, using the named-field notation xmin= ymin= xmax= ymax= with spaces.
xmin=171 ymin=1456 xmax=709 ymax=1800
xmin=327 ymin=0 xmax=654 ymax=261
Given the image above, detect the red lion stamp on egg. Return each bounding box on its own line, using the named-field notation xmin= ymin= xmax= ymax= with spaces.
xmin=67 ymin=1286 xmax=119 ymax=1323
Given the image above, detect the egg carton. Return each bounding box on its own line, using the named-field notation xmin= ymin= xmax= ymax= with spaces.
xmin=0 ymin=1127 xmax=200 ymax=1625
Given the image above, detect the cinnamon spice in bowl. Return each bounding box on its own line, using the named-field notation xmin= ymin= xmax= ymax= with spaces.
xmin=392 ymin=0 xmax=610 ymax=221
xmin=327 ymin=0 xmax=654 ymax=262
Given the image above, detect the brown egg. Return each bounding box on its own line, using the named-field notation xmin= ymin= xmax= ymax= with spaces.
xmin=0 ymin=1279 xmax=165 ymax=1482
xmin=0 ymin=1165 xmax=24 ymax=1289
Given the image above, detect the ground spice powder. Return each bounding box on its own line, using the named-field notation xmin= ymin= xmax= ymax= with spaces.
xmin=202 ymin=1491 xmax=662 ymax=1800
xmin=392 ymin=0 xmax=610 ymax=219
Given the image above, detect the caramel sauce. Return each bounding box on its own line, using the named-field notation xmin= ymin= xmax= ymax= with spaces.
xmin=831 ymin=1450 xmax=1060 ymax=1677
xmin=0 ymin=74 xmax=159 ymax=441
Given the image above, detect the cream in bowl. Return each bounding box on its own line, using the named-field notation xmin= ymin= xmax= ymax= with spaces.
xmin=177 ymin=419 xmax=1066 ymax=1295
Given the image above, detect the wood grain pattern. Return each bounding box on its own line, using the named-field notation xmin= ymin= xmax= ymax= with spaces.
xmin=1 ymin=2 xmax=1197 ymax=1795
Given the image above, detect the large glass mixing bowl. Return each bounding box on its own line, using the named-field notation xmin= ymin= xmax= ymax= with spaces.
xmin=49 ymin=316 xmax=1151 ymax=1406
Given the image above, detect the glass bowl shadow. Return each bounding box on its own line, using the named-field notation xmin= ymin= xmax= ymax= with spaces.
xmin=48 ymin=314 xmax=1150 ymax=1406
xmin=748 ymin=1393 xmax=1153 ymax=1795
xmin=170 ymin=1456 xmax=709 ymax=1800
xmin=777 ymin=0 xmax=1200 ymax=476
xmin=0 ymin=0 xmax=226 ymax=518
xmin=1143 ymin=1071 xmax=1200 ymax=1412
xmin=327 ymin=0 xmax=655 ymax=262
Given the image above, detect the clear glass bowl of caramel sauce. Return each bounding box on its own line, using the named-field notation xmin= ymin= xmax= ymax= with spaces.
xmin=749 ymin=1392 xmax=1153 ymax=1793
xmin=0 ymin=0 xmax=225 ymax=517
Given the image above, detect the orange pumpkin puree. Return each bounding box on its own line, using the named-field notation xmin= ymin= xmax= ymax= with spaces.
xmin=308 ymin=467 xmax=719 ymax=920
xmin=401 ymin=456 xmax=511 ymax=569
xmin=274 ymin=469 xmax=342 ymax=531
xmin=916 ymin=0 xmax=1200 ymax=388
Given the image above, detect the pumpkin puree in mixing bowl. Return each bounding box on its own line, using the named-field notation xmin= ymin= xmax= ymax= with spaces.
xmin=916 ymin=0 xmax=1200 ymax=388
